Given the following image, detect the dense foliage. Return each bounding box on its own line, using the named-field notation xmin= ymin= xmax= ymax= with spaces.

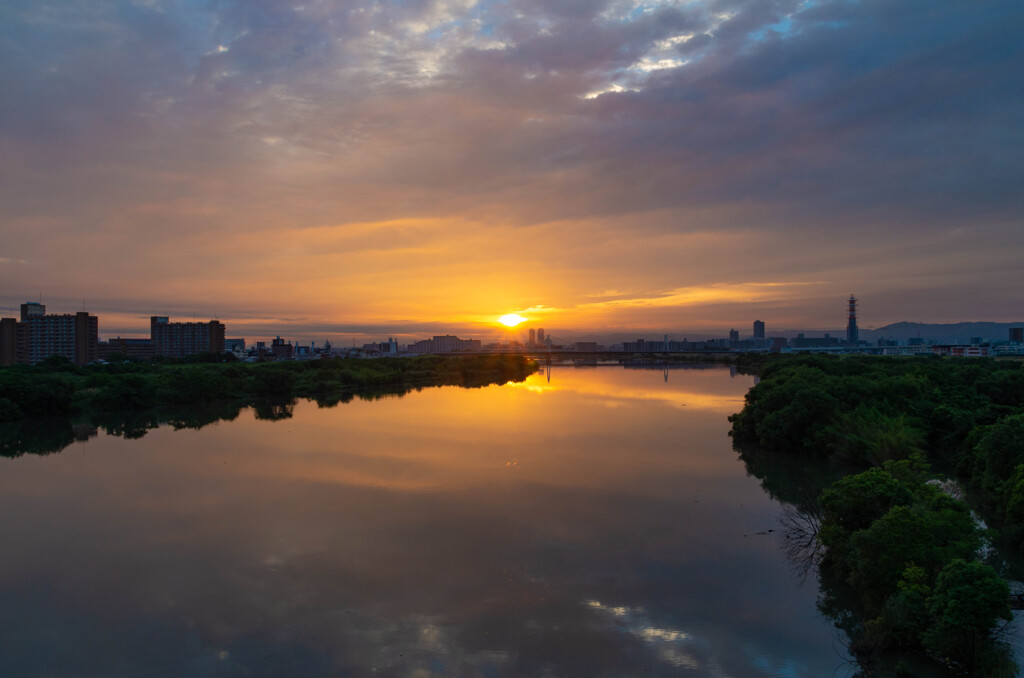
xmin=730 ymin=355 xmax=1024 ymax=549
xmin=818 ymin=458 xmax=1012 ymax=672
xmin=0 ymin=354 xmax=536 ymax=424
xmin=729 ymin=355 xmax=1024 ymax=675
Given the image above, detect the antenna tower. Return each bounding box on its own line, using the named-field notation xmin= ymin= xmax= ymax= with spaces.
xmin=846 ymin=294 xmax=859 ymax=344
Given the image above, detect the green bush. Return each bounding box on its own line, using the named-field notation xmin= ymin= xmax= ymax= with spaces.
xmin=923 ymin=559 xmax=1012 ymax=673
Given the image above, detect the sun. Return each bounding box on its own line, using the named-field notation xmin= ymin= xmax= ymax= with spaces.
xmin=498 ymin=313 xmax=527 ymax=327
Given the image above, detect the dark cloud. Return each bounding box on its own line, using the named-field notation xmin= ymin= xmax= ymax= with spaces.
xmin=562 ymin=0 xmax=1024 ymax=219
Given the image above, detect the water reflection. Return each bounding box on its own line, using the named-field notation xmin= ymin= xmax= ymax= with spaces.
xmin=0 ymin=367 xmax=849 ymax=677
xmin=0 ymin=381 xmax=498 ymax=459
xmin=0 ymin=417 xmax=79 ymax=457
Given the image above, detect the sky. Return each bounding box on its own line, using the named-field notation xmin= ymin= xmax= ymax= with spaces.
xmin=1 ymin=0 xmax=1021 ymax=343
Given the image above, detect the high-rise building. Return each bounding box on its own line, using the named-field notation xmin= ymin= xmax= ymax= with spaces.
xmin=729 ymin=329 xmax=739 ymax=343
xmin=753 ymin=320 xmax=765 ymax=340
xmin=0 ymin=303 xmax=98 ymax=365
xmin=20 ymin=302 xmax=45 ymax=322
xmin=537 ymin=328 xmax=545 ymax=345
xmin=0 ymin=317 xmax=18 ymax=366
xmin=846 ymin=295 xmax=859 ymax=344
xmin=151 ymin=316 xmax=226 ymax=358
xmin=528 ymin=328 xmax=536 ymax=346
xmin=1010 ymin=328 xmax=1023 ymax=344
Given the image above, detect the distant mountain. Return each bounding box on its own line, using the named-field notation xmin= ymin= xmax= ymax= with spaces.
xmin=861 ymin=322 xmax=1024 ymax=344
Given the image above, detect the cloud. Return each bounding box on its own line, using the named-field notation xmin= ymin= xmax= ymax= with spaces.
xmin=0 ymin=0 xmax=1021 ymax=335
xmin=576 ymin=281 xmax=823 ymax=310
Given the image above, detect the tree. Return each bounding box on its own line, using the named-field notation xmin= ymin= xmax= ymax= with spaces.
xmin=923 ymin=559 xmax=1013 ymax=674
xmin=974 ymin=414 xmax=1024 ymax=503
xmin=818 ymin=467 xmax=916 ymax=569
xmin=830 ymin=406 xmax=925 ymax=465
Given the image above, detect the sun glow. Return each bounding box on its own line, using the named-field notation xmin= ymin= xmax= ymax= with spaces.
xmin=498 ymin=313 xmax=527 ymax=327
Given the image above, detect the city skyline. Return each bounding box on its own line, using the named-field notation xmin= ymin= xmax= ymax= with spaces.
xmin=1 ymin=2 xmax=1021 ymax=336
xmin=3 ymin=295 xmax=1023 ymax=350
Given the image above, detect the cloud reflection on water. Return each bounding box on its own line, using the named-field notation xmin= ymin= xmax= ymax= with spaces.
xmin=0 ymin=366 xmax=846 ymax=677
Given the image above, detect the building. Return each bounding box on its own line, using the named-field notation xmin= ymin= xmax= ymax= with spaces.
xmin=26 ymin=312 xmax=99 ymax=365
xmin=358 ymin=338 xmax=398 ymax=356
xmin=1009 ymin=328 xmax=1023 ymax=344
xmin=223 ymin=338 xmax=246 ymax=359
xmin=791 ymin=333 xmax=843 ymax=349
xmin=20 ymin=302 xmax=45 ymax=322
xmin=753 ymin=320 xmax=765 ymax=340
xmin=883 ymin=345 xmax=932 ymax=356
xmin=406 ymin=335 xmax=481 ymax=353
xmin=0 ymin=318 xmax=16 ymax=366
xmin=98 ymin=337 xmax=156 ymax=361
xmin=729 ymin=329 xmax=739 ymax=343
xmin=0 ymin=303 xmax=98 ymax=365
xmin=225 ymin=338 xmax=246 ymax=352
xmin=932 ymin=345 xmax=992 ymax=358
xmin=528 ymin=328 xmax=536 ymax=346
xmin=537 ymin=328 xmax=545 ymax=345
xmin=623 ymin=338 xmax=649 ymax=352
xmin=270 ymin=336 xmax=293 ymax=360
xmin=151 ymin=316 xmax=225 ymax=358
xmin=623 ymin=338 xmax=699 ymax=352
xmin=846 ymin=295 xmax=859 ymax=344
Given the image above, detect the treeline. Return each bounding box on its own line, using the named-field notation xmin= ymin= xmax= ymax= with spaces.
xmin=729 ymin=354 xmax=1024 ymax=675
xmin=0 ymin=353 xmax=537 ymax=423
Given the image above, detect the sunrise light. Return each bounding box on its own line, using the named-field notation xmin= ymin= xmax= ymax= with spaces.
xmin=498 ymin=314 xmax=527 ymax=327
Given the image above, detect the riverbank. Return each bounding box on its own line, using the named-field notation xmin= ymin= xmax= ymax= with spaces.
xmin=730 ymin=354 xmax=1024 ymax=675
xmin=0 ymin=354 xmax=538 ymax=423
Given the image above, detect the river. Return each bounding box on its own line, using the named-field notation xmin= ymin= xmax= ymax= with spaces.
xmin=0 ymin=364 xmax=855 ymax=677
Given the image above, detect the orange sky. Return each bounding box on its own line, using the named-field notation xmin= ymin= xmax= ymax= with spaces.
xmin=1 ymin=1 xmax=1021 ymax=343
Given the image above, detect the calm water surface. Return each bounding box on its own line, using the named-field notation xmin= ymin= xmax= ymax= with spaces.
xmin=0 ymin=365 xmax=854 ymax=677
